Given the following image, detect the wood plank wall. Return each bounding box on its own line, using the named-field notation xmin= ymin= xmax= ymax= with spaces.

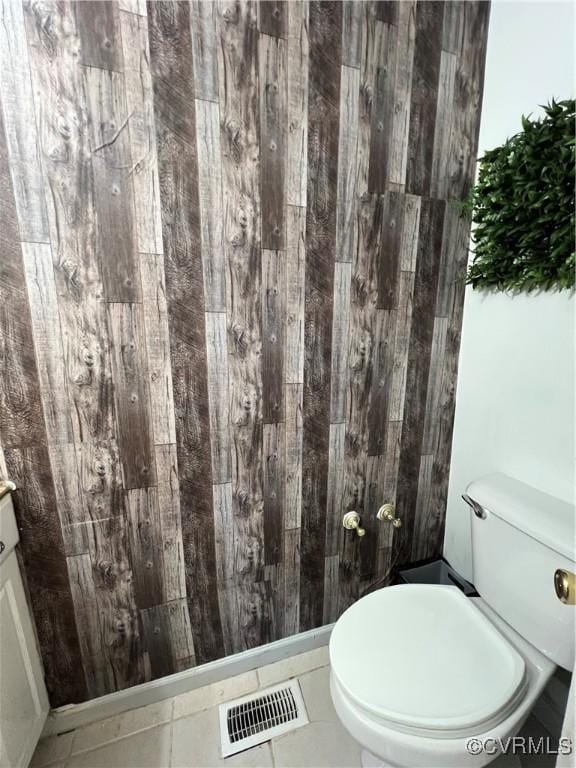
xmin=0 ymin=0 xmax=489 ymax=706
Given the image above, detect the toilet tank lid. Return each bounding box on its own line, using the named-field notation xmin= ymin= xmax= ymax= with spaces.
xmin=466 ymin=473 xmax=575 ymax=561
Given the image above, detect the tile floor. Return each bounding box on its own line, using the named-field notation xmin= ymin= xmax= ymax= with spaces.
xmin=31 ymin=647 xmax=557 ymax=768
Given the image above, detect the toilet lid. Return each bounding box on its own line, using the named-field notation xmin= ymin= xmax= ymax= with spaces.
xmin=329 ymin=585 xmax=526 ymax=733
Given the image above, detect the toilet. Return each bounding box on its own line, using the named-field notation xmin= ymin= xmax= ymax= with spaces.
xmin=329 ymin=473 xmax=575 ymax=767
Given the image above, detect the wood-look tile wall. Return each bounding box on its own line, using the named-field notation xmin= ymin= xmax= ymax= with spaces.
xmin=0 ymin=0 xmax=489 ymax=705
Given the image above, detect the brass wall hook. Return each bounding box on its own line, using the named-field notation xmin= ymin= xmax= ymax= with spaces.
xmin=343 ymin=511 xmax=366 ymax=538
xmin=377 ymin=503 xmax=402 ymax=528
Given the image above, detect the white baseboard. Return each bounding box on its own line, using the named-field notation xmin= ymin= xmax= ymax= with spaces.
xmin=43 ymin=624 xmax=333 ymax=737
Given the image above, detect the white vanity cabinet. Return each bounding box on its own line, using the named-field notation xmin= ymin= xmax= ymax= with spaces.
xmin=0 ymin=492 xmax=49 ymax=767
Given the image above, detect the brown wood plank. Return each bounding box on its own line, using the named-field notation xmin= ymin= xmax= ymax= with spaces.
xmin=405 ymin=1 xmax=444 ymax=196
xmin=24 ymin=1 xmax=117 ymax=447
xmin=205 ymin=312 xmax=231 ymax=484
xmin=213 ymin=481 xmax=237 ymax=655
xmin=166 ymin=598 xmax=196 ymax=669
xmin=68 ymin=554 xmax=115 ymax=698
xmin=195 ymin=98 xmax=226 ymax=312
xmin=342 ymin=1 xmax=362 ymax=68
xmin=260 ymin=33 xmax=287 ymax=250
xmin=300 ymin=0 xmax=342 ymax=631
xmin=367 ymin=309 xmax=396 ymax=456
xmin=285 ymin=382 xmax=303 ymax=530
xmin=388 ymin=0 xmax=416 ymax=187
xmin=139 ymin=251 xmax=177 ymax=446
xmin=0 ymin=0 xmax=49 ymax=242
xmin=75 ymin=0 xmax=122 ymax=72
xmin=120 ymin=9 xmax=164 ymax=255
xmin=367 ymin=21 xmax=396 ymax=193
xmin=148 ymin=0 xmax=224 ymax=662
xmin=357 ymin=10 xmax=386 ymax=196
xmin=262 ymin=249 xmax=285 ymax=422
xmin=126 ymin=487 xmax=165 ymax=609
xmin=190 ymin=0 xmax=220 ymax=102
xmin=375 ymin=1 xmax=399 ymax=25
xmin=85 ymin=67 xmax=141 ymax=303
xmin=217 ymin=0 xmax=267 ymax=651
xmin=21 ymin=243 xmax=73 ymax=445
xmin=322 ymin=553 xmax=339 ymax=624
xmin=283 ymin=526 xmax=300 ymax=636
xmin=377 ymin=191 xmax=404 ymax=309
xmin=393 ymin=198 xmax=445 ymax=565
xmin=76 ymin=440 xmax=124 ymax=522
xmin=336 ymin=65 xmax=360 ymax=262
xmin=329 ymin=261 xmax=352 ymax=423
xmin=49 ymin=444 xmax=88 ymax=557
xmin=140 ymin=603 xmax=176 ymax=679
xmin=430 ymin=50 xmax=457 ymax=199
xmin=325 ymin=422 xmax=346 ymax=557
xmin=285 ymin=206 xmax=306 ymax=384
xmin=155 ymin=444 xmax=188 ymax=603
xmin=286 ymin=2 xmax=308 ymax=207
xmin=108 ymin=303 xmax=156 ymax=489
xmin=5 ymin=446 xmax=87 ymax=706
xmin=445 ymin=1 xmax=490 ymax=201
xmin=0 ymin=101 xmax=46 ymax=446
xmin=85 ymin=513 xmax=146 ymax=689
xmin=263 ymin=423 xmax=285 ymax=565
xmin=259 ymin=1 xmax=287 ymax=39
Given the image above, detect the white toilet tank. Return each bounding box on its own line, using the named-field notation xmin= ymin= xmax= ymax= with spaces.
xmin=466 ymin=473 xmax=575 ymax=671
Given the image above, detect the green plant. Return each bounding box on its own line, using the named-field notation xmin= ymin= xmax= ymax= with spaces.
xmin=466 ymin=99 xmax=575 ymax=292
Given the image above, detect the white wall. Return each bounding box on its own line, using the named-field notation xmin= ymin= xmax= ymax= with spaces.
xmin=444 ymin=1 xmax=575 ymax=580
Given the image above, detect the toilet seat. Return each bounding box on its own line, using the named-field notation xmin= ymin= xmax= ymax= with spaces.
xmin=329 ymin=585 xmax=528 ymax=739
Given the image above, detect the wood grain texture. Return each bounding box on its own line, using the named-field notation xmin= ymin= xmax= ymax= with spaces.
xmin=342 ymin=1 xmax=362 ymax=69
xmin=259 ymin=1 xmax=286 ymax=38
xmin=262 ymin=249 xmax=285 ymax=422
xmin=126 ymin=487 xmax=165 ymax=608
xmin=195 ymin=98 xmax=226 ymax=311
xmin=5 ymin=446 xmax=87 ymax=706
xmin=217 ymin=0 xmax=267 ymax=653
xmin=2 ymin=0 xmax=488 ymax=707
xmin=85 ymin=66 xmax=141 ymax=303
xmin=330 ymin=261 xmax=352 ymax=423
xmin=284 ymin=383 xmax=303 ymax=530
xmin=109 ymin=303 xmax=156 ymax=489
xmin=140 ymin=251 xmax=177 ymax=445
xmin=336 ymin=65 xmax=360 ymax=263
xmin=155 ymin=444 xmax=188 ymax=603
xmin=0 ymin=0 xmax=49 ymax=242
xmin=205 ymin=312 xmax=231 ymax=484
xmin=260 ymin=33 xmax=287 ymax=250
xmin=149 ymin=0 xmax=224 ymax=663
xmin=24 ymin=1 xmax=117 ymax=448
xmin=285 ymin=205 xmax=306 ymax=384
xmin=300 ymin=0 xmax=342 ymax=632
xmin=190 ymin=0 xmax=220 ymax=102
xmin=286 ymin=2 xmax=308 ymax=207
xmin=393 ymin=198 xmax=446 ymax=566
xmin=21 ymin=242 xmax=72 ymax=445
xmin=76 ymin=0 xmax=122 ymax=72
xmin=120 ymin=9 xmax=164 ymax=255
xmin=405 ymin=1 xmax=444 ymax=196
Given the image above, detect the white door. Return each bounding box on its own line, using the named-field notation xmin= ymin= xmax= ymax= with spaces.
xmin=0 ymin=491 xmax=49 ymax=768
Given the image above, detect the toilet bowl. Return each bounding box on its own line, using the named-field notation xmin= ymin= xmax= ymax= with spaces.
xmin=328 ymin=474 xmax=574 ymax=768
xmin=329 ymin=585 xmax=554 ymax=767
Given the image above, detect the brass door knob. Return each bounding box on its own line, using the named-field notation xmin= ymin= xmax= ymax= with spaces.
xmin=343 ymin=511 xmax=366 ymax=538
xmin=377 ymin=503 xmax=402 ymax=528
